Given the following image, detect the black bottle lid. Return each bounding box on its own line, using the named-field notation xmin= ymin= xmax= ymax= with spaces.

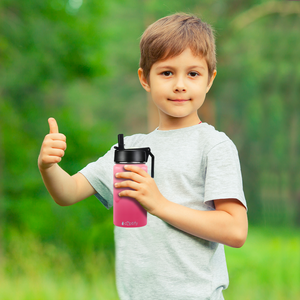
xmin=114 ymin=134 xmax=155 ymax=178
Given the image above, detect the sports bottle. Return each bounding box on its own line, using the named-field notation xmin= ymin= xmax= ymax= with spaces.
xmin=113 ymin=134 xmax=154 ymax=228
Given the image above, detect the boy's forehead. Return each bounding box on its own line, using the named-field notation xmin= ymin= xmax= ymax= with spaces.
xmin=154 ymin=48 xmax=208 ymax=69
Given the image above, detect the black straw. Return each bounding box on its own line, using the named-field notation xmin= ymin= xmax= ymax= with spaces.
xmin=118 ymin=134 xmax=124 ymax=150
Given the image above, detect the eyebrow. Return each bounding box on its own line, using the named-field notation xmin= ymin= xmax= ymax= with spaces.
xmin=189 ymin=65 xmax=206 ymax=70
xmin=156 ymin=65 xmax=206 ymax=70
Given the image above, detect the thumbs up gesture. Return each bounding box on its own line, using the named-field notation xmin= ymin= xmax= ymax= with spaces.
xmin=38 ymin=118 xmax=67 ymax=170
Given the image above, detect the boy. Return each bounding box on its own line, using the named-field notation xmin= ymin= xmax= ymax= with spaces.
xmin=38 ymin=13 xmax=248 ymax=300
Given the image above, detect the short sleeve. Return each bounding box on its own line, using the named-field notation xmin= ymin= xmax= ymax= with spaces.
xmin=79 ymin=145 xmax=115 ymax=209
xmin=204 ymin=140 xmax=247 ymax=210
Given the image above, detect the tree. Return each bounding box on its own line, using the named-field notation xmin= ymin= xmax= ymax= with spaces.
xmin=216 ymin=1 xmax=300 ymax=225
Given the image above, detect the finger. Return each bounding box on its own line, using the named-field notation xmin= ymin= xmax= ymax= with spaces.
xmin=48 ymin=117 xmax=59 ymax=134
xmin=115 ymin=171 xmax=143 ymax=183
xmin=124 ymin=165 xmax=149 ymax=177
xmin=49 ymin=140 xmax=67 ymax=150
xmin=39 ymin=153 xmax=62 ymax=165
xmin=119 ymin=189 xmax=137 ymax=198
xmin=42 ymin=155 xmax=62 ymax=165
xmin=46 ymin=133 xmax=66 ymax=142
xmin=115 ymin=180 xmax=139 ymax=190
xmin=48 ymin=148 xmax=65 ymax=158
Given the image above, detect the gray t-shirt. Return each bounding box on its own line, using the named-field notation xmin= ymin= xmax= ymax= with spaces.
xmin=80 ymin=123 xmax=247 ymax=300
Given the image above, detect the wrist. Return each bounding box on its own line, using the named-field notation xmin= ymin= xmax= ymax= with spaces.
xmin=38 ymin=161 xmax=57 ymax=174
xmin=151 ymin=195 xmax=171 ymax=218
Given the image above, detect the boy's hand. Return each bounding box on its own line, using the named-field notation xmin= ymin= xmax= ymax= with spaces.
xmin=114 ymin=165 xmax=168 ymax=216
xmin=38 ymin=118 xmax=67 ymax=171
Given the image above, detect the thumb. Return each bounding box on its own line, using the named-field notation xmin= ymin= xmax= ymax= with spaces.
xmin=48 ymin=117 xmax=59 ymax=134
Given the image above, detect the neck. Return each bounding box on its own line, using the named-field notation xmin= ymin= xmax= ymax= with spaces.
xmin=158 ymin=116 xmax=201 ymax=131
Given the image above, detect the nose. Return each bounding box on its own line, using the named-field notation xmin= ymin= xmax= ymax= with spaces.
xmin=174 ymin=76 xmax=186 ymax=93
xmin=175 ymin=86 xmax=186 ymax=92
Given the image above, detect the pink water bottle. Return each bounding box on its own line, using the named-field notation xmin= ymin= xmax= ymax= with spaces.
xmin=113 ymin=134 xmax=154 ymax=228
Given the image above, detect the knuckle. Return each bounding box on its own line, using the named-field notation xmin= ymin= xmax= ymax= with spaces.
xmin=44 ymin=140 xmax=51 ymax=148
xmin=119 ymin=181 xmax=125 ymax=187
xmin=58 ymin=142 xmax=65 ymax=150
xmin=41 ymin=149 xmax=48 ymax=156
xmin=123 ymin=181 xmax=131 ymax=188
xmin=126 ymin=172 xmax=133 ymax=179
xmin=131 ymin=174 xmax=137 ymax=181
xmin=60 ymin=134 xmax=66 ymax=141
xmin=124 ymin=190 xmax=132 ymax=197
xmin=42 ymin=158 xmax=52 ymax=165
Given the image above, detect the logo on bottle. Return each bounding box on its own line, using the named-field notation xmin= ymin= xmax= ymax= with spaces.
xmin=122 ymin=221 xmax=138 ymax=226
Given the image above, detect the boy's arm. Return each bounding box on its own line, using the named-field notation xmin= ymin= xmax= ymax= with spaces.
xmin=38 ymin=118 xmax=96 ymax=206
xmin=154 ymin=198 xmax=248 ymax=248
xmin=115 ymin=165 xmax=248 ymax=248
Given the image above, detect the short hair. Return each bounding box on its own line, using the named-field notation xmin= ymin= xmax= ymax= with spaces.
xmin=139 ymin=13 xmax=216 ymax=83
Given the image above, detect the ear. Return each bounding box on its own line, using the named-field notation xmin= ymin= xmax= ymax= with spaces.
xmin=138 ymin=68 xmax=151 ymax=92
xmin=206 ymin=70 xmax=217 ymax=94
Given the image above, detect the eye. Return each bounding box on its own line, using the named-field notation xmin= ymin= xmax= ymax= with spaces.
xmin=189 ymin=71 xmax=199 ymax=77
xmin=161 ymin=71 xmax=173 ymax=77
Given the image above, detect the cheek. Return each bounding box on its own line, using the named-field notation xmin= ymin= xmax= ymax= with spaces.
xmin=150 ymin=82 xmax=165 ymax=97
xmin=195 ymin=82 xmax=208 ymax=94
xmin=153 ymin=89 xmax=169 ymax=102
xmin=150 ymin=90 xmax=162 ymax=102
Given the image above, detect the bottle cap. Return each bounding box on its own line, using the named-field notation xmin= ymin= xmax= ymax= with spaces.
xmin=114 ymin=134 xmax=155 ymax=178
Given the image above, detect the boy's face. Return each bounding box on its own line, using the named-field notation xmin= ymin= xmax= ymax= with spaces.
xmin=138 ymin=48 xmax=216 ymax=130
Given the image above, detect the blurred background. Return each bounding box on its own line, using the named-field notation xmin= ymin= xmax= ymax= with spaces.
xmin=0 ymin=0 xmax=299 ymax=299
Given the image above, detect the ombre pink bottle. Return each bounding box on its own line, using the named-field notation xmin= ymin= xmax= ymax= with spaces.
xmin=113 ymin=134 xmax=154 ymax=228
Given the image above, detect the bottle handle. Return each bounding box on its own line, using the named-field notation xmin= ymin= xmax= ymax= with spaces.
xmin=146 ymin=148 xmax=155 ymax=178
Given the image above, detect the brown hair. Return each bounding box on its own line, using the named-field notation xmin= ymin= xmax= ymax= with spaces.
xmin=139 ymin=13 xmax=216 ymax=83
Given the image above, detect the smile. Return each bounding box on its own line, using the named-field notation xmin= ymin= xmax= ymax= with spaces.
xmin=168 ymin=99 xmax=190 ymax=102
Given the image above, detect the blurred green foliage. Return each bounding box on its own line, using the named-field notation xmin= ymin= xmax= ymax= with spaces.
xmin=1 ymin=229 xmax=118 ymax=299
xmin=215 ymin=6 xmax=300 ymax=226
xmin=1 ymin=227 xmax=299 ymax=299
xmin=224 ymin=226 xmax=300 ymax=299
xmin=0 ymin=0 xmax=299 ymax=280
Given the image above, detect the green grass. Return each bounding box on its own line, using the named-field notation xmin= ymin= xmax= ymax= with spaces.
xmin=1 ymin=227 xmax=299 ymax=299
xmin=1 ymin=231 xmax=119 ymax=300
xmin=224 ymin=227 xmax=300 ymax=300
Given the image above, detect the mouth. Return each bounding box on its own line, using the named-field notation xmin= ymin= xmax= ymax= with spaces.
xmin=168 ymin=99 xmax=191 ymax=102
